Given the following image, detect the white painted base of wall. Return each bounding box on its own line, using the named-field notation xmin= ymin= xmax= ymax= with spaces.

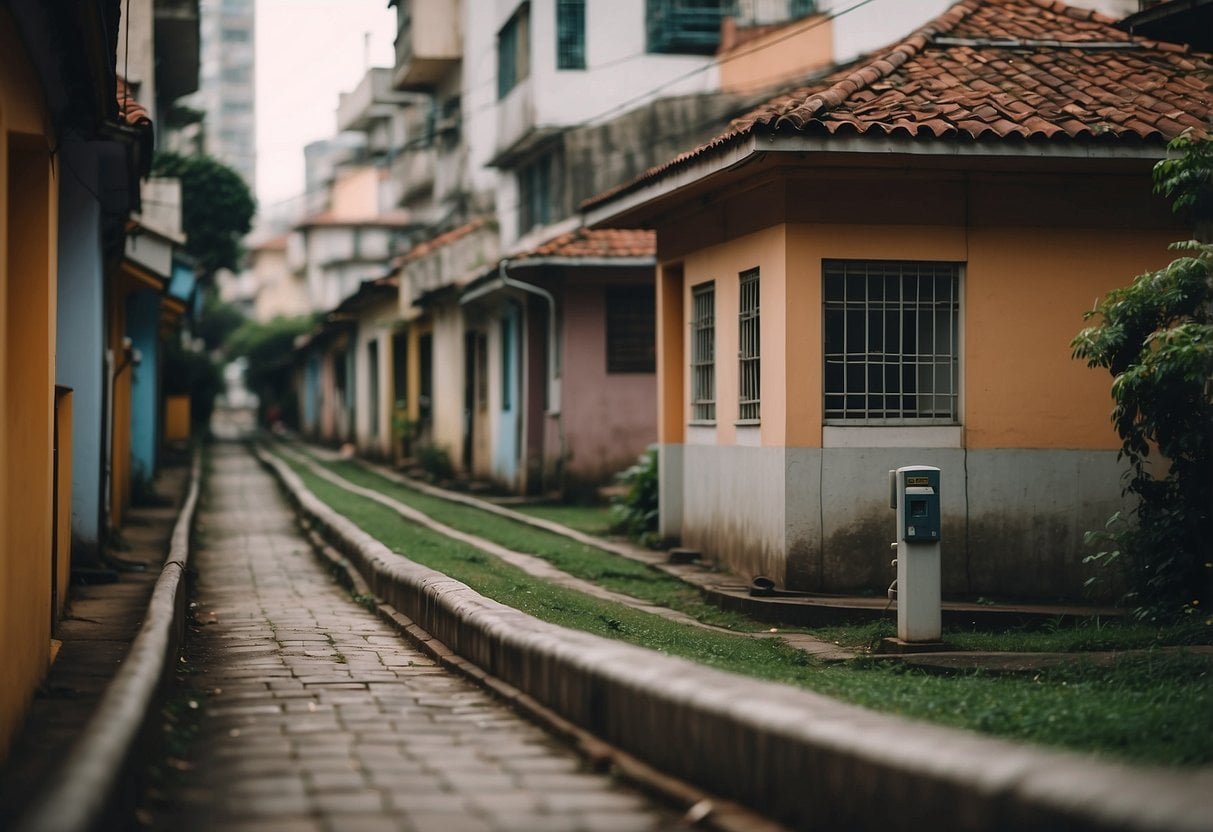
xmin=680 ymin=444 xmax=1130 ymax=599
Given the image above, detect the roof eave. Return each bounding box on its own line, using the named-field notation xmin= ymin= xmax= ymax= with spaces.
xmin=586 ymin=132 xmax=1173 ymax=229
xmin=585 ymin=134 xmax=763 ymax=229
xmin=509 ymin=256 xmax=656 ymax=269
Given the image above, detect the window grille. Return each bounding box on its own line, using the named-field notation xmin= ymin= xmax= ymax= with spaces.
xmin=690 ymin=282 xmax=715 ymax=422
xmin=519 ymin=154 xmax=552 ymax=233
xmin=823 ymin=261 xmax=959 ymax=423
xmin=738 ymin=268 xmax=760 ymax=422
xmin=557 ymin=0 xmax=586 ymax=69
xmin=606 ymin=286 xmax=656 ymax=373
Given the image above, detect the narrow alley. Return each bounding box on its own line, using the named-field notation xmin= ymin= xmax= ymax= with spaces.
xmin=151 ymin=443 xmax=681 ymax=832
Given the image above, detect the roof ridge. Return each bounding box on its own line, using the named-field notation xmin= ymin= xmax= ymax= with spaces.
xmin=771 ymin=0 xmax=980 ymax=131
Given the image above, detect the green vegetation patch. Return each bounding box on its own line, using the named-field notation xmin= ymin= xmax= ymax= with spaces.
xmin=301 ymin=453 xmax=759 ymax=632
xmin=819 ymin=617 xmax=1211 ymax=653
xmin=283 ymin=455 xmax=1213 ymax=767
xmin=508 ymin=503 xmax=614 ymax=537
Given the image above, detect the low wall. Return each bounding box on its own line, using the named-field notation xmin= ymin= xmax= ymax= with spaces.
xmin=258 ymin=446 xmax=1210 ymax=832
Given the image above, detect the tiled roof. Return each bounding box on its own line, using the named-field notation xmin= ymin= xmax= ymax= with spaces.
xmin=584 ymin=0 xmax=1213 ymax=210
xmin=403 ymin=218 xmax=489 ymax=263
xmin=513 ymin=228 xmax=655 ymax=261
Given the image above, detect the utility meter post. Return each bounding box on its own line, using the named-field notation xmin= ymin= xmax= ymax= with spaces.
xmin=890 ymin=465 xmax=942 ymax=643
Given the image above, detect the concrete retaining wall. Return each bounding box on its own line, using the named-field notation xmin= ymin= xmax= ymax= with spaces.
xmin=259 ymin=446 xmax=1212 ymax=832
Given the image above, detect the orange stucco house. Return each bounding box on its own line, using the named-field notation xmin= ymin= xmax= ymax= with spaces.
xmin=584 ymin=0 xmax=1212 ymax=600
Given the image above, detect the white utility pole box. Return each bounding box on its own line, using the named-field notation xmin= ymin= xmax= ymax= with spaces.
xmin=890 ymin=465 xmax=942 ymax=643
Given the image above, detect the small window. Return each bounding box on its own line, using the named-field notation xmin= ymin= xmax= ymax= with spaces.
xmin=518 ymin=154 xmax=552 ymax=233
xmin=690 ymin=282 xmax=715 ymax=422
xmin=557 ymin=0 xmax=586 ymax=69
xmin=823 ymin=260 xmax=960 ymax=423
xmin=497 ymin=3 xmax=531 ymax=99
xmin=606 ymin=286 xmax=655 ymax=373
xmin=738 ymin=269 xmax=760 ymax=422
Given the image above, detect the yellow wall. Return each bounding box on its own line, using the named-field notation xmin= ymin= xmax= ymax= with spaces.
xmin=0 ymin=11 xmax=59 ymax=758
xmin=656 ymin=263 xmax=685 ymax=445
xmin=718 ymin=16 xmax=833 ymax=95
xmin=164 ymin=394 xmax=191 ymax=441
xmin=55 ymin=388 xmax=73 ymax=622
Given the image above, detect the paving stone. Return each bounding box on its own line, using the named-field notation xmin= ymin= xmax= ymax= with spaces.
xmin=147 ymin=444 xmax=678 ymax=831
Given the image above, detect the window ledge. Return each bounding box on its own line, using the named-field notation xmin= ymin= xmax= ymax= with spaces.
xmin=734 ymin=419 xmax=761 ymax=427
xmin=823 ymin=425 xmax=963 ymax=448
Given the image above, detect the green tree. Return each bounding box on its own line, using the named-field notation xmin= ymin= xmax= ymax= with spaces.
xmin=152 ymin=152 xmax=255 ymax=278
xmin=195 ymin=287 xmax=246 ymax=352
xmin=1071 ymin=135 xmax=1213 ymax=620
xmin=226 ymin=314 xmax=317 ymax=427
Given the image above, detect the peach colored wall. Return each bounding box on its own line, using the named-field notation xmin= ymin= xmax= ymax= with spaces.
xmin=660 ymin=167 xmax=1181 ymax=452
xmin=964 ymin=227 xmax=1177 ymax=449
xmin=679 ymin=225 xmax=787 ymax=445
xmin=718 ymin=16 xmax=833 ymax=95
xmin=330 ymin=166 xmax=380 ymax=219
xmin=785 ymin=223 xmax=969 ymax=446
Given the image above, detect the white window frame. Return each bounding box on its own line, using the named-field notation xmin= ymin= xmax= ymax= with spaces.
xmin=737 ymin=268 xmax=760 ymax=424
xmin=690 ymin=281 xmax=715 ymax=424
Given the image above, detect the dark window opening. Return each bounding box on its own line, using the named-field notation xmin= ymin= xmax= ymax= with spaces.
xmin=606 ymin=286 xmax=656 ymax=374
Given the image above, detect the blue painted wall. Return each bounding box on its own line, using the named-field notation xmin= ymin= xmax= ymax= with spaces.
xmin=127 ymin=289 xmax=161 ymax=492
xmin=493 ymin=304 xmax=521 ymax=486
xmin=54 ymin=142 xmax=106 ymax=563
xmin=303 ymin=352 xmax=320 ymax=432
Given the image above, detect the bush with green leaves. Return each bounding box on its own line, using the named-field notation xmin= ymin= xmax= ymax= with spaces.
xmin=610 ymin=446 xmax=660 ymax=546
xmin=226 ymin=315 xmax=317 ymax=427
xmin=152 ymin=152 xmax=255 ymax=279
xmin=1071 ymin=135 xmax=1213 ymax=620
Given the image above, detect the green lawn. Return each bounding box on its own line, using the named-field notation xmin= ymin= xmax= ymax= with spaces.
xmin=280 ymin=453 xmax=1213 ymax=767
xmin=508 ymin=502 xmax=615 ymax=537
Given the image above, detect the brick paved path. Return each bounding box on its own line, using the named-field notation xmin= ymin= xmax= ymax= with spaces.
xmin=154 ymin=444 xmax=680 ymax=832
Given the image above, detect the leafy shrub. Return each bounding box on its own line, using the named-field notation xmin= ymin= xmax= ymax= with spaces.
xmin=610 ymin=446 xmax=660 ymax=546
xmin=1072 ymin=135 xmax=1213 ymax=621
xmin=416 ymin=444 xmax=454 ymax=482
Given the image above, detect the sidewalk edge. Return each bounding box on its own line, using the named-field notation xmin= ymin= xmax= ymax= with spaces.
xmin=15 ymin=448 xmax=204 ymax=832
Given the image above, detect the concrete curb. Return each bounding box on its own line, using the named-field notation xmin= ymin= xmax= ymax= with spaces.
xmin=16 ymin=449 xmax=203 ymax=832
xmin=260 ymin=446 xmax=1213 ymax=832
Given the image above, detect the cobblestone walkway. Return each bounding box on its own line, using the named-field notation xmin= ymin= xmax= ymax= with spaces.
xmin=154 ymin=444 xmax=680 ymax=832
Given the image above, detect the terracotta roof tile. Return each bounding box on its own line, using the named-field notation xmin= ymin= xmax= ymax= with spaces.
xmin=514 ymin=227 xmax=655 ymax=261
xmin=403 ymin=218 xmax=490 ymax=263
xmin=585 ymin=0 xmax=1213 ymax=211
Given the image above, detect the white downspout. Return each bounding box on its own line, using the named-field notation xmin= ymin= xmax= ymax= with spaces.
xmin=498 ymin=259 xmax=560 ymax=414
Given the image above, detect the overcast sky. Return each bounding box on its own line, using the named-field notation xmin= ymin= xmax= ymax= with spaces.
xmin=255 ymin=0 xmax=396 ymax=209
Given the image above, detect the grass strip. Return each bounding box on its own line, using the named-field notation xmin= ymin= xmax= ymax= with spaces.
xmin=506 ymin=503 xmax=615 ymax=537
xmin=284 ymin=454 xmax=1213 ymax=767
xmin=301 ymin=452 xmax=763 ymax=632
xmin=818 ymin=616 xmax=1212 ymax=653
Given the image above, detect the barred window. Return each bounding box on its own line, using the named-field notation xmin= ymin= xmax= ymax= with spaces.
xmin=497 ymin=3 xmax=531 ymax=99
xmin=556 ymin=0 xmax=586 ymax=69
xmin=823 ymin=261 xmax=959 ymax=423
xmin=738 ymin=269 xmax=760 ymax=422
xmin=690 ymin=282 xmax=715 ymax=422
xmin=606 ymin=286 xmax=655 ymax=373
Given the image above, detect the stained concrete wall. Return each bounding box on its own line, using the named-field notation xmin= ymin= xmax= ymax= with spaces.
xmin=680 ymin=443 xmax=1129 ymax=598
